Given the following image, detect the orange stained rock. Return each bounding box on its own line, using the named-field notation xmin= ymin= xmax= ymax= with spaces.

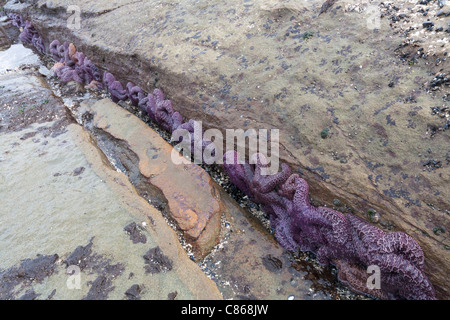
xmin=91 ymin=99 xmax=222 ymax=258
xmin=85 ymin=80 xmax=99 ymax=90
xmin=51 ymin=62 xmax=64 ymax=72
xmin=68 ymin=43 xmax=77 ymax=61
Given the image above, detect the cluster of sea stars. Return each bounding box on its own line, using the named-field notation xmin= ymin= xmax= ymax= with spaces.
xmin=8 ymin=13 xmax=44 ymax=53
xmin=49 ymin=40 xmax=102 ymax=90
xmin=103 ymin=71 xmax=215 ymax=161
xmin=223 ymin=151 xmax=436 ymax=300
xmin=7 ymin=13 xmax=436 ymax=300
xmin=7 ymin=14 xmax=101 ymax=89
xmin=104 ymin=71 xmax=183 ymax=133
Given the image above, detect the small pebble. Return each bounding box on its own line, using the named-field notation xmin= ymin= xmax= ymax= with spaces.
xmin=423 ymin=21 xmax=434 ymax=31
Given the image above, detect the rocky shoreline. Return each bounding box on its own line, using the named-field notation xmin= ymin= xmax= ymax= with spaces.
xmin=1 ymin=0 xmax=448 ymax=299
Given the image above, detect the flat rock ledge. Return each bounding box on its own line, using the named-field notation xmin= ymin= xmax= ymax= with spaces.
xmin=88 ymin=98 xmax=223 ymax=259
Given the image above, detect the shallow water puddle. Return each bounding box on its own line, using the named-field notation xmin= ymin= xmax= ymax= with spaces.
xmin=0 ymin=43 xmax=41 ymax=74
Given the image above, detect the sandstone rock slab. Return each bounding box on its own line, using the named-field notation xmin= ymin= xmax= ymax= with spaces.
xmin=88 ymin=98 xmax=223 ymax=259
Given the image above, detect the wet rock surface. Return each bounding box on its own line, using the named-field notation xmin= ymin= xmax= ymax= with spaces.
xmin=2 ymin=0 xmax=449 ymax=299
xmin=124 ymin=222 xmax=148 ymax=244
xmin=64 ymin=238 xmax=126 ymax=300
xmin=0 ymin=7 xmax=18 ymax=50
xmin=0 ymin=53 xmax=223 ymax=300
xmin=124 ymin=284 xmax=142 ymax=300
xmin=5 ymin=0 xmax=447 ymax=298
xmin=0 ymin=48 xmax=72 ymax=135
xmin=64 ymin=238 xmax=95 ymax=270
xmin=143 ymin=247 xmax=174 ymax=275
xmin=0 ymin=254 xmax=59 ymax=300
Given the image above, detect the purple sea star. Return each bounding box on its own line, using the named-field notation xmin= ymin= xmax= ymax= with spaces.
xmin=126 ymin=82 xmax=144 ymax=107
xmin=8 ymin=13 xmax=23 ymax=29
xmin=12 ymin=19 xmax=45 ymax=53
xmin=249 ymin=153 xmax=291 ymax=206
xmin=345 ymin=214 xmax=435 ymax=300
xmin=103 ymin=72 xmax=128 ymax=102
xmin=48 ymin=42 xmax=101 ymax=88
xmin=223 ymin=150 xmax=256 ymax=199
xmin=49 ymin=40 xmax=66 ymax=62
